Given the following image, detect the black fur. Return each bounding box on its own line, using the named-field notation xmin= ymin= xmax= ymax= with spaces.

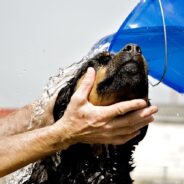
xmin=24 ymin=45 xmax=149 ymax=184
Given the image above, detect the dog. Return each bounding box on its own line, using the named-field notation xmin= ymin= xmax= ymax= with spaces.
xmin=24 ymin=43 xmax=149 ymax=184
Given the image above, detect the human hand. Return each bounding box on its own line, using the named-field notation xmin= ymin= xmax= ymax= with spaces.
xmin=55 ymin=67 xmax=158 ymax=147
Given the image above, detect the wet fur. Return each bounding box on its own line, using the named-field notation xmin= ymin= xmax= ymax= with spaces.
xmin=24 ymin=47 xmax=149 ymax=184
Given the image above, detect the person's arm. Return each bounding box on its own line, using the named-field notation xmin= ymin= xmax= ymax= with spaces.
xmin=0 ymin=123 xmax=67 ymax=177
xmin=0 ymin=67 xmax=158 ymax=177
xmin=0 ymin=104 xmax=54 ymax=138
xmin=0 ymin=105 xmax=31 ymax=137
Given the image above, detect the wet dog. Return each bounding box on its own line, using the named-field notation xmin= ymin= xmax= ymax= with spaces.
xmin=25 ymin=43 xmax=149 ymax=184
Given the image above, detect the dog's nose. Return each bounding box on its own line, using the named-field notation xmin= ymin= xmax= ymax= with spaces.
xmin=123 ymin=44 xmax=142 ymax=55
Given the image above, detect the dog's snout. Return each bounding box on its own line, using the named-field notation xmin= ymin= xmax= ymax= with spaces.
xmin=123 ymin=44 xmax=142 ymax=55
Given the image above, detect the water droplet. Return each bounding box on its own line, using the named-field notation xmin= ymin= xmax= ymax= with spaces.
xmin=85 ymin=162 xmax=88 ymax=167
xmin=113 ymin=167 xmax=117 ymax=171
xmin=100 ymin=175 xmax=105 ymax=180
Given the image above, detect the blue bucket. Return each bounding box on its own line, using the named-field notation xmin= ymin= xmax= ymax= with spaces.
xmin=93 ymin=0 xmax=184 ymax=93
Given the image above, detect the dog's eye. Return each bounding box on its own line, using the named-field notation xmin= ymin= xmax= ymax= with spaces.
xmin=99 ymin=56 xmax=111 ymax=65
xmin=95 ymin=52 xmax=112 ymax=65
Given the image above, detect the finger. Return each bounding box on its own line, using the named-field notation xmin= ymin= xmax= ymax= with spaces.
xmin=82 ymin=130 xmax=141 ymax=145
xmin=132 ymin=116 xmax=154 ymax=131
xmin=116 ymin=116 xmax=153 ymax=136
xmin=111 ymin=131 xmax=141 ymax=145
xmin=108 ymin=106 xmax=157 ymax=128
xmin=139 ymin=106 xmax=158 ymax=118
xmin=98 ymin=99 xmax=147 ymax=120
xmin=104 ymin=116 xmax=153 ymax=138
xmin=72 ymin=67 xmax=96 ymax=104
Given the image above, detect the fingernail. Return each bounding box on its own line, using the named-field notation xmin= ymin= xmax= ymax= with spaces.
xmin=153 ymin=106 xmax=158 ymax=112
xmin=149 ymin=106 xmax=158 ymax=114
xmin=142 ymin=106 xmax=158 ymax=118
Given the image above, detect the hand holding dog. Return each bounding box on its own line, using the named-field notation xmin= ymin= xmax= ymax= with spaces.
xmin=54 ymin=67 xmax=158 ymax=146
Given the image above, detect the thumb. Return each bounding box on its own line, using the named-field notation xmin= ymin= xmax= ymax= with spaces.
xmin=72 ymin=67 xmax=96 ymax=102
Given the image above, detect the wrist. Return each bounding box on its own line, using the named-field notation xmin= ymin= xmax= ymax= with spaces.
xmin=51 ymin=120 xmax=76 ymax=151
xmin=29 ymin=101 xmax=54 ymax=130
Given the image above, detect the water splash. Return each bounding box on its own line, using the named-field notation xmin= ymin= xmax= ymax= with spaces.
xmin=5 ymin=163 xmax=36 ymax=184
xmin=28 ymin=40 xmax=110 ymax=129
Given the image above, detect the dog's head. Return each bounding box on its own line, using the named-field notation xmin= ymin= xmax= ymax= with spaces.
xmin=54 ymin=43 xmax=149 ymax=143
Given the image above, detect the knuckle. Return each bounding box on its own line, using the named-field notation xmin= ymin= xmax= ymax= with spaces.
xmin=81 ymin=80 xmax=91 ymax=88
xmin=116 ymin=106 xmax=125 ymax=115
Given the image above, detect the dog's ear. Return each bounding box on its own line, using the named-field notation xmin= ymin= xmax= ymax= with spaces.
xmin=90 ymin=51 xmax=113 ymax=65
xmin=53 ymin=81 xmax=76 ymax=121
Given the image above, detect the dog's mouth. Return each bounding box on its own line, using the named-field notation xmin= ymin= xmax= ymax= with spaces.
xmin=123 ymin=61 xmax=140 ymax=74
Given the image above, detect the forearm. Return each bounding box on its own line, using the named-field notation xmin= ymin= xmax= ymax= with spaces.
xmin=0 ymin=105 xmax=33 ymax=137
xmin=0 ymin=103 xmax=53 ymax=137
xmin=0 ymin=122 xmax=69 ymax=177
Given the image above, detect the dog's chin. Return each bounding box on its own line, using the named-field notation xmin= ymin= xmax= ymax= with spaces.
xmin=123 ymin=61 xmax=143 ymax=74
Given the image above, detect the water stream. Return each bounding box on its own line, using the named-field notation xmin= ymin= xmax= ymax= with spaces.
xmin=28 ymin=39 xmax=110 ymax=129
